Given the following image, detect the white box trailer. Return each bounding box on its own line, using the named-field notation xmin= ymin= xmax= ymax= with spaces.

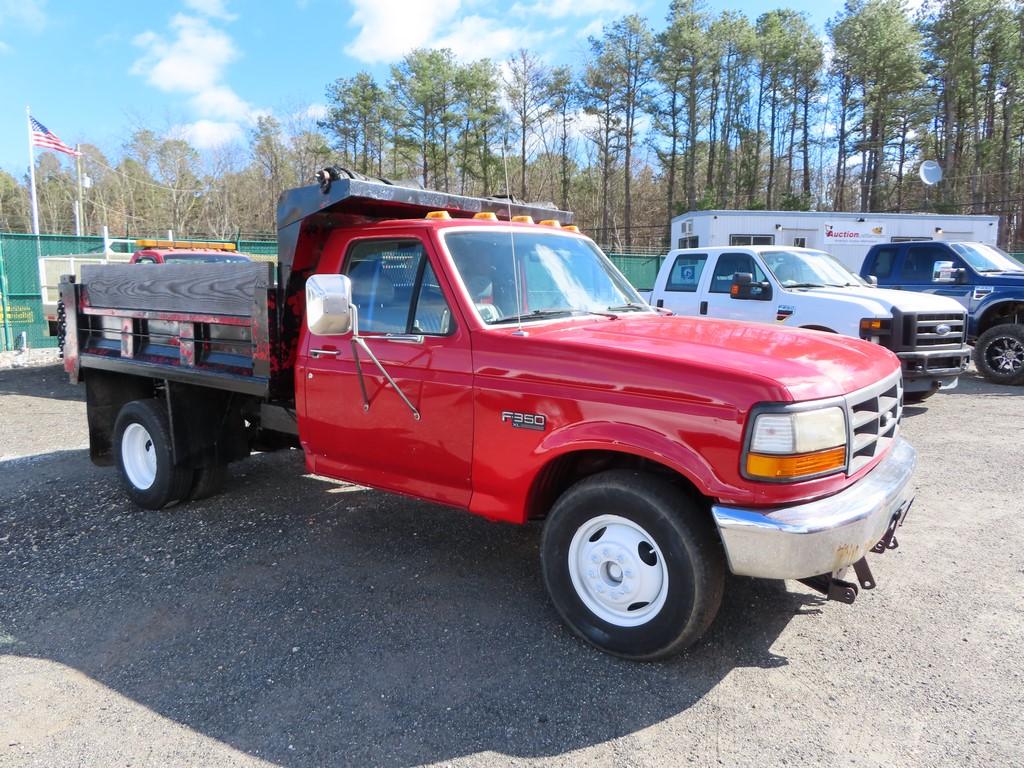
xmin=671 ymin=210 xmax=999 ymax=271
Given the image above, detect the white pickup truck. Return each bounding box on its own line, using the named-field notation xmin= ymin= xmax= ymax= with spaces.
xmin=641 ymin=246 xmax=972 ymax=402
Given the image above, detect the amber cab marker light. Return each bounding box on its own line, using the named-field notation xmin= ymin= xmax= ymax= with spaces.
xmin=511 ymin=215 xmax=534 ymax=224
xmin=563 ymin=225 xmax=580 ymax=233
xmin=746 ymin=445 xmax=847 ymax=480
xmin=426 ymin=210 xmax=451 ymax=220
xmin=473 ymin=212 xmax=498 ymax=220
xmin=539 ymin=219 xmax=562 ymax=228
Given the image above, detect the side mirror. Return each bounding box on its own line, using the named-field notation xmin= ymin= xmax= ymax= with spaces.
xmin=306 ymin=274 xmax=353 ymax=336
xmin=730 ymin=272 xmax=773 ymax=301
xmin=867 ymin=274 xmax=878 ymax=287
xmin=932 ymin=260 xmax=957 ymax=283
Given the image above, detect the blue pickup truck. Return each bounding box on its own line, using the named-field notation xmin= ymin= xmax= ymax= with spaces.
xmin=861 ymin=241 xmax=1024 ymax=384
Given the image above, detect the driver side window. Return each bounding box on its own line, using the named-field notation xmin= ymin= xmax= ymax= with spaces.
xmin=709 ymin=253 xmax=766 ymax=294
xmin=342 ymin=239 xmax=453 ymax=335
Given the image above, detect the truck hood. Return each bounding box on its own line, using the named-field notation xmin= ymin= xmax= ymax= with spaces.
xmin=972 ymin=271 xmax=1024 ymax=287
xmin=794 ymin=285 xmax=965 ymax=314
xmin=489 ymin=315 xmax=900 ymax=402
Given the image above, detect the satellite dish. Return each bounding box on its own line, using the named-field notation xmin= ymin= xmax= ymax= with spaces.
xmin=919 ymin=160 xmax=943 ymax=186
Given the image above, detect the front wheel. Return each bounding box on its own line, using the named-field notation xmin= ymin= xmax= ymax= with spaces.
xmin=975 ymin=324 xmax=1024 ymax=384
xmin=114 ymin=399 xmax=194 ymax=509
xmin=540 ymin=470 xmax=725 ymax=660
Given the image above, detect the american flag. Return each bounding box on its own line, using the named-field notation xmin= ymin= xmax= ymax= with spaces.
xmin=30 ymin=116 xmax=80 ymax=157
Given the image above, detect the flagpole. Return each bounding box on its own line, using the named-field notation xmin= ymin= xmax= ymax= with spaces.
xmin=75 ymin=144 xmax=84 ymax=236
xmin=26 ymin=106 xmax=40 ymax=236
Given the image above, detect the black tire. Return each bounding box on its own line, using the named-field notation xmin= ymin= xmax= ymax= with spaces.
xmin=903 ymin=389 xmax=936 ymax=404
xmin=975 ymin=324 xmax=1024 ymax=384
xmin=113 ymin=399 xmax=194 ymax=510
xmin=540 ymin=469 xmax=725 ymax=660
xmin=188 ymin=463 xmax=227 ymax=501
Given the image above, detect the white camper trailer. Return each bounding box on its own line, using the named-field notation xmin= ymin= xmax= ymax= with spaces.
xmin=670 ymin=210 xmax=999 ymax=271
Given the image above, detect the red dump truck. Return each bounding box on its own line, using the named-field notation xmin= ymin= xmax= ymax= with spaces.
xmin=59 ymin=170 xmax=915 ymax=659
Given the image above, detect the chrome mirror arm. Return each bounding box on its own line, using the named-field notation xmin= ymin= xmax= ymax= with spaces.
xmin=349 ymin=304 xmax=421 ymax=421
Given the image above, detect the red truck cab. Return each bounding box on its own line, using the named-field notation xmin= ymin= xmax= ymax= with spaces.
xmin=60 ymin=172 xmax=916 ymax=659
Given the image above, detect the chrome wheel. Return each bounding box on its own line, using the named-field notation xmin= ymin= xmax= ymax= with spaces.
xmin=121 ymin=422 xmax=157 ymax=490
xmin=567 ymin=514 xmax=668 ymax=627
xmin=986 ymin=335 xmax=1024 ymax=375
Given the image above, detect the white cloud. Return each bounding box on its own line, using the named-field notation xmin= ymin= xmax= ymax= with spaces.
xmin=433 ymin=15 xmax=535 ymax=61
xmin=132 ymin=14 xmax=237 ymax=93
xmin=0 ymin=40 xmax=11 ymax=54
xmin=184 ymin=0 xmax=237 ymax=20
xmin=0 ymin=0 xmax=46 ymax=30
xmin=171 ymin=119 xmax=244 ymax=149
xmin=510 ymin=0 xmax=628 ymax=20
xmin=132 ymin=11 xmax=265 ymax=149
xmin=303 ymin=103 xmax=329 ymax=121
xmin=345 ymin=0 xmax=460 ymax=63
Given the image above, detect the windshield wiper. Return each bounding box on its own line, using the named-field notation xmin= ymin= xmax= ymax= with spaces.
xmin=491 ymin=308 xmax=616 ymax=324
xmin=784 ymin=282 xmax=826 ymax=288
xmin=606 ymin=302 xmax=648 ymax=312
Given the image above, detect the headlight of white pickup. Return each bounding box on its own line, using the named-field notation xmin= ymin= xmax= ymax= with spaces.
xmin=745 ymin=406 xmax=847 ymax=481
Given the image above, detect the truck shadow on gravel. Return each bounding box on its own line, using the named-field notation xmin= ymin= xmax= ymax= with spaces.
xmin=1 ymin=448 xmax=823 ymax=767
xmin=0 ymin=363 xmax=85 ymax=402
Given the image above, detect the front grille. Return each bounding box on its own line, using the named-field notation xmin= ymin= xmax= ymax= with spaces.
xmin=904 ymin=311 xmax=967 ymax=349
xmin=845 ymin=371 xmax=903 ymax=475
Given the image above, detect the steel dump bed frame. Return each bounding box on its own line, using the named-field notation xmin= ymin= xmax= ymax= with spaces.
xmin=62 ymin=172 xmax=571 ymax=403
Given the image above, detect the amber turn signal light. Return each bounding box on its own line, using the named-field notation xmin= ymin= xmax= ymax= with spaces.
xmin=746 ymin=446 xmax=846 ymax=480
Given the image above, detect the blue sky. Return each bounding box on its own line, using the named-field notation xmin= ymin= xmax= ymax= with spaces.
xmin=0 ymin=0 xmax=841 ymax=177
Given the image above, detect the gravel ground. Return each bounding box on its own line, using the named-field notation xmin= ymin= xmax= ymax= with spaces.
xmin=0 ymin=364 xmax=1021 ymax=767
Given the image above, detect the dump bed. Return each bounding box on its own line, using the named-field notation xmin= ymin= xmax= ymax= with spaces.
xmin=62 ymin=171 xmax=572 ymax=402
xmin=62 ymin=261 xmax=276 ymax=397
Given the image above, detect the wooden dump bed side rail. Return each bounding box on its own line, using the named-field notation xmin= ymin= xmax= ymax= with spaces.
xmin=62 ymin=262 xmax=276 ymax=398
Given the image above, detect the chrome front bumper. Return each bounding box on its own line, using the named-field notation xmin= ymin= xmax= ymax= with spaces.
xmin=711 ymin=437 xmax=917 ymax=580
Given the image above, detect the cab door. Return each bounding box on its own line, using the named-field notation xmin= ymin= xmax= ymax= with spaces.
xmin=699 ymin=251 xmax=778 ymax=323
xmin=897 ymin=243 xmax=973 ymax=310
xmin=301 ymin=236 xmax=474 ymax=507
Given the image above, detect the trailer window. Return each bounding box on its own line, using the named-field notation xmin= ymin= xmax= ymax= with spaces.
xmin=729 ymin=234 xmax=775 ymax=246
xmin=342 ymin=239 xmax=452 ymax=335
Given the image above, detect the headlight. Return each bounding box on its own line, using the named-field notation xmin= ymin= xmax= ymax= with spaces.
xmin=859 ymin=317 xmax=891 ymax=338
xmin=745 ymin=406 xmax=847 ymax=481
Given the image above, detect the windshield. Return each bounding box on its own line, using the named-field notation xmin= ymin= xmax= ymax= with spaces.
xmin=949 ymin=242 xmax=1024 ymax=273
xmin=761 ymin=249 xmax=866 ymax=288
xmin=443 ymin=230 xmax=649 ymax=325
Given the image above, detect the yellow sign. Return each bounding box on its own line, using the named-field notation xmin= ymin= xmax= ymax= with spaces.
xmin=0 ymin=304 xmax=34 ymax=323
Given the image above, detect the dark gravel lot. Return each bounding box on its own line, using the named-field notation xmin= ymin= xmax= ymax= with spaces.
xmin=1 ymin=364 xmax=1021 ymax=767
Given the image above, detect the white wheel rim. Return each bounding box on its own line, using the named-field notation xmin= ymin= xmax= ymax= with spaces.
xmin=567 ymin=514 xmax=669 ymax=627
xmin=121 ymin=422 xmax=158 ymax=490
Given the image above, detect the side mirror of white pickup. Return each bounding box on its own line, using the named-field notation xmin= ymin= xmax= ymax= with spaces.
xmin=306 ymin=274 xmax=353 ymax=336
xmin=730 ymin=272 xmax=773 ymax=301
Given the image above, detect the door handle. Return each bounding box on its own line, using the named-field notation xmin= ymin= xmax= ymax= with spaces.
xmin=310 ymin=348 xmax=340 ymax=358
xmin=699 ymin=300 xmax=708 ymax=315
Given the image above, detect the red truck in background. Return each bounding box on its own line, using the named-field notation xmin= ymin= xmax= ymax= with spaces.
xmin=58 ymin=169 xmax=916 ymax=659
xmin=128 ymin=239 xmax=252 ymax=265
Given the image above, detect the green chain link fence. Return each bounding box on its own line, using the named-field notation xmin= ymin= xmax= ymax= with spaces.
xmin=0 ymin=231 xmax=669 ymax=352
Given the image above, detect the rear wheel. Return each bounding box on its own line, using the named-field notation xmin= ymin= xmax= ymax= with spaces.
xmin=540 ymin=470 xmax=724 ymax=660
xmin=188 ymin=463 xmax=227 ymax=501
xmin=114 ymin=399 xmax=193 ymax=509
xmin=975 ymin=324 xmax=1024 ymax=384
